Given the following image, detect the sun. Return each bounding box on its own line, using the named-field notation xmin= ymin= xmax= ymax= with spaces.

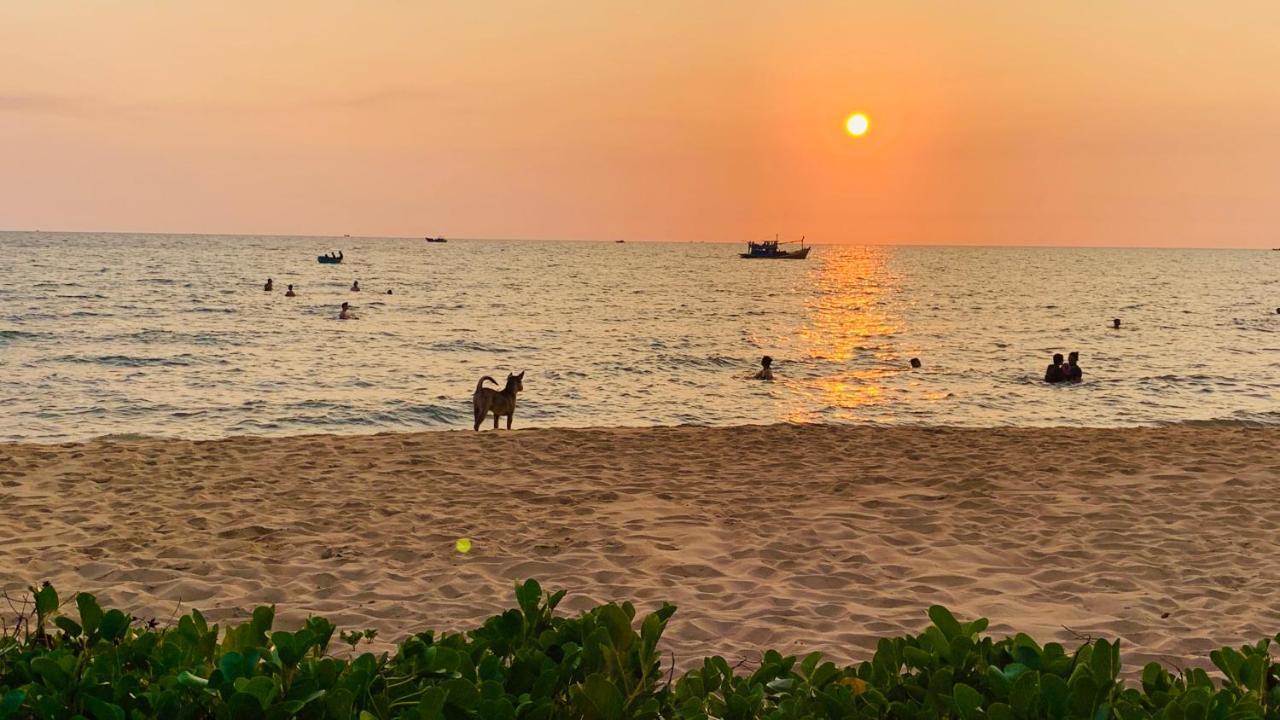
xmin=845 ymin=113 xmax=870 ymax=137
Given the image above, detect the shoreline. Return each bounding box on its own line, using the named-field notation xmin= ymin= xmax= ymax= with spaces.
xmin=4 ymin=423 xmax=1278 ymax=672
xmin=8 ymin=415 xmax=1280 ymax=447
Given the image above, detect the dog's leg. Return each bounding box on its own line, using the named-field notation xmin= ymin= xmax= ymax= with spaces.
xmin=492 ymin=411 xmax=499 ymax=429
xmin=473 ymin=401 xmax=483 ymax=431
xmin=506 ymin=413 xmax=513 ymax=430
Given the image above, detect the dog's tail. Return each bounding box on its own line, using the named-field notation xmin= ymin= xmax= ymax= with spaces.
xmin=475 ymin=376 xmax=498 ymax=393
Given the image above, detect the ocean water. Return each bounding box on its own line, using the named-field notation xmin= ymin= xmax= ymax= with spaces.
xmin=2 ymin=231 xmax=1277 ymax=442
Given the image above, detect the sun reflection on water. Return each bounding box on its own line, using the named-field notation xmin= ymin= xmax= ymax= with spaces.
xmin=782 ymin=247 xmax=909 ymax=422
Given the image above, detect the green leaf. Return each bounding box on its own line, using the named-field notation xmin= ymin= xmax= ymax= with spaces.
xmin=271 ymin=628 xmax=315 ymax=667
xmin=597 ymin=604 xmax=635 ymax=651
xmin=252 ymin=605 xmax=276 ymax=637
xmin=98 ymin=609 xmax=130 ymax=641
xmin=986 ymin=665 xmax=1013 ymax=699
xmin=76 ymin=593 xmax=104 ymax=635
xmin=1041 ymin=672 xmax=1069 ymax=720
xmin=516 ymin=579 xmax=543 ymax=619
xmin=0 ymin=690 xmax=27 ymax=720
xmin=227 ymin=693 xmax=266 ymax=720
xmin=1090 ymin=638 xmax=1118 ymax=684
xmin=988 ymin=702 xmax=1016 ymax=720
xmin=53 ymin=616 xmax=82 ymax=638
xmin=1210 ymin=648 xmax=1242 ymax=686
xmin=29 ymin=656 xmax=69 ymax=689
xmin=84 ymin=696 xmax=126 ymax=720
xmin=1068 ymin=672 xmax=1100 ymax=717
xmin=325 ymin=688 xmax=355 ymax=719
xmin=416 ymin=687 xmax=446 ymax=719
xmin=1010 ymin=670 xmax=1040 ymax=717
xmin=442 ymin=678 xmax=480 ymax=710
xmin=234 ymin=676 xmax=278 ymax=709
xmin=903 ymin=646 xmax=934 ymax=669
xmin=954 ymin=682 xmax=982 ymax=720
xmin=33 ymin=583 xmax=58 ymax=619
xmin=928 ymin=605 xmax=964 ymax=641
xmin=575 ymin=674 xmax=625 ymax=720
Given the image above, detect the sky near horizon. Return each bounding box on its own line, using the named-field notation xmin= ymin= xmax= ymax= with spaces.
xmin=2 ymin=2 xmax=1278 ymax=247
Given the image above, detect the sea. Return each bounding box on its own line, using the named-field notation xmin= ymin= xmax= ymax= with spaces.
xmin=2 ymin=231 xmax=1277 ymax=442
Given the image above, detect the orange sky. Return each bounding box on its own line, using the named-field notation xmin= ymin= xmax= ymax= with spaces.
xmin=2 ymin=1 xmax=1278 ymax=247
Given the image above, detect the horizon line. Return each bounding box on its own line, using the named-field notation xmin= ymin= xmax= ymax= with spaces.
xmin=0 ymin=228 xmax=1269 ymax=252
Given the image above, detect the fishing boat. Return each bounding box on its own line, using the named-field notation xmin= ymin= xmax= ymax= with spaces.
xmin=425 ymin=237 xmax=448 ymax=243
xmin=317 ymin=253 xmax=343 ymax=264
xmin=740 ymin=235 xmax=810 ymax=259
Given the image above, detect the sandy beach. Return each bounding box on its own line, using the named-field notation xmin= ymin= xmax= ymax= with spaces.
xmin=3 ymin=424 xmax=1278 ymax=672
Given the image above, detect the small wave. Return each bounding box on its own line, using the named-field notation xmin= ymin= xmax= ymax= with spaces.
xmin=656 ymin=353 xmax=740 ymax=369
xmin=0 ymin=329 xmax=39 ymax=342
xmin=117 ymin=329 xmax=227 ymax=345
xmin=1162 ymin=412 xmax=1280 ymax=428
xmin=96 ymin=432 xmax=158 ymax=442
xmin=56 ymin=354 xmax=198 ymax=367
xmin=427 ymin=339 xmax=525 ymax=353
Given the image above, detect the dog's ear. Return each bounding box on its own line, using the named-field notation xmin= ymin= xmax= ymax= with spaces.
xmin=517 ymin=371 xmax=525 ymax=379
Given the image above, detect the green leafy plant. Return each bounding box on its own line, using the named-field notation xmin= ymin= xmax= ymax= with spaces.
xmin=1 ymin=580 xmax=1277 ymax=719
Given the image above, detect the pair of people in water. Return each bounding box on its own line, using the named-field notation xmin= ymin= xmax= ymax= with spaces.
xmin=350 ymin=281 xmax=392 ymax=295
xmin=1045 ymin=352 xmax=1083 ymax=384
xmin=265 ymin=278 xmax=298 ymax=296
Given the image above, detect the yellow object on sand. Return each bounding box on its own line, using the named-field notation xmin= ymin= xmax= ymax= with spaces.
xmin=455 ymin=538 xmax=472 ymax=554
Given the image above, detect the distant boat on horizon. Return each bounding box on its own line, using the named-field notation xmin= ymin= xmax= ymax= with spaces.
xmin=740 ymin=235 xmax=810 ymax=260
xmin=425 ymin=237 xmax=448 ymax=243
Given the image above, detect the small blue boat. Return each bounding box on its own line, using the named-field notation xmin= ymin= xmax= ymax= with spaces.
xmin=318 ymin=252 xmax=343 ymax=264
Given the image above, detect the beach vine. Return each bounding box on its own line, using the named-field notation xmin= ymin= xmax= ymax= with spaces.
xmin=0 ymin=579 xmax=1277 ymax=719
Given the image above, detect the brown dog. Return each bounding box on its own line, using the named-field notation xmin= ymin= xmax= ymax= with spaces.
xmin=473 ymin=372 xmax=524 ymax=430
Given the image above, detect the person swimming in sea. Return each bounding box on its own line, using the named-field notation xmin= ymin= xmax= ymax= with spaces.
xmin=339 ymin=302 xmax=354 ymax=320
xmin=1044 ymin=353 xmax=1066 ymax=383
xmin=285 ymin=284 xmax=296 ymax=297
xmin=264 ymin=278 xmax=273 ymax=291
xmin=351 ymin=280 xmax=360 ymax=292
xmin=753 ymin=355 xmax=774 ymax=381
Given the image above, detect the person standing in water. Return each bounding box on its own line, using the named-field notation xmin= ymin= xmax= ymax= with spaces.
xmin=285 ymin=284 xmax=296 ymax=297
xmin=264 ymin=278 xmax=273 ymax=291
xmin=1064 ymin=351 xmax=1083 ymax=382
xmin=351 ymin=280 xmax=360 ymax=292
xmin=753 ymin=355 xmax=774 ymax=381
xmin=339 ymin=302 xmax=353 ymax=320
xmin=1044 ymin=353 xmax=1066 ymax=383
